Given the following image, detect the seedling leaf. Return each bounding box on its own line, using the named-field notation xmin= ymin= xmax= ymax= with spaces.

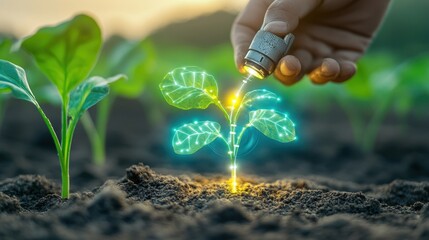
xmin=69 ymin=74 xmax=125 ymax=119
xmin=110 ymin=40 xmax=155 ymax=98
xmin=20 ymin=14 xmax=102 ymax=98
xmin=242 ymin=89 xmax=279 ymax=107
xmin=249 ymin=109 xmax=295 ymax=143
xmin=0 ymin=59 xmax=36 ymax=103
xmin=159 ymin=67 xmax=218 ymax=110
xmin=173 ymin=121 xmax=221 ymax=154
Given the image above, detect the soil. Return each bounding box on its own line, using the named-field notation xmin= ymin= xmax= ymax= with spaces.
xmin=1 ymin=98 xmax=429 ymax=240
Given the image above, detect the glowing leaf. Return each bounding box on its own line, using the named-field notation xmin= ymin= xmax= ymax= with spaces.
xmin=173 ymin=121 xmax=221 ymax=154
xmin=68 ymin=74 xmax=125 ymax=120
xmin=0 ymin=59 xmax=36 ymax=104
xmin=249 ymin=109 xmax=295 ymax=143
xmin=159 ymin=67 xmax=218 ymax=110
xmin=242 ymin=89 xmax=279 ymax=107
xmin=20 ymin=14 xmax=102 ymax=98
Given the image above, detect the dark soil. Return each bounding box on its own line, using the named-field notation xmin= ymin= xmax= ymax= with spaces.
xmin=1 ymin=98 xmax=429 ymax=239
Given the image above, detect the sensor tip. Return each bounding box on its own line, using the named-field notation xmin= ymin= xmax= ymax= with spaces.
xmin=243 ymin=63 xmax=265 ymax=79
xmin=244 ymin=31 xmax=294 ymax=79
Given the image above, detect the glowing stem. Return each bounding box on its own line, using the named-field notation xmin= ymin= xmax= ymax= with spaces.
xmin=227 ymin=74 xmax=253 ymax=193
xmin=230 ymin=164 xmax=237 ymax=193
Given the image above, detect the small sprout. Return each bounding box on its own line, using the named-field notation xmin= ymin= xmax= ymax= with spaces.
xmin=0 ymin=14 xmax=128 ymax=198
xmin=159 ymin=67 xmax=296 ymax=193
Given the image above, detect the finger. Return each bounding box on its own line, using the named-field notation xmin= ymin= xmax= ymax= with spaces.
xmin=330 ymin=50 xmax=360 ymax=82
xmin=334 ymin=50 xmax=362 ymax=62
xmin=274 ymin=55 xmax=301 ymax=85
xmin=309 ymin=58 xmax=340 ymax=84
xmin=331 ymin=60 xmax=357 ymax=83
xmin=306 ymin=24 xmax=370 ymax=53
xmin=275 ymin=49 xmax=313 ymax=85
xmin=231 ymin=0 xmax=272 ymax=72
xmin=263 ymin=0 xmax=322 ymax=36
xmin=292 ymin=31 xmax=333 ymax=59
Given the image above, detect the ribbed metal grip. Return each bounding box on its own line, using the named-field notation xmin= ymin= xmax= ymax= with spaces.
xmin=244 ymin=30 xmax=294 ymax=79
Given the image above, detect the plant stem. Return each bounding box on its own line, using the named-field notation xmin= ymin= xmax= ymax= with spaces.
xmin=80 ymin=96 xmax=113 ymax=165
xmin=225 ymin=77 xmax=252 ymax=193
xmin=230 ymin=157 xmax=237 ymax=193
xmin=95 ymin=96 xmax=112 ymax=163
xmin=228 ymin=122 xmax=237 ymax=193
xmin=362 ymin=89 xmax=394 ymax=152
xmin=236 ymin=125 xmax=249 ymax=147
xmin=34 ymin=102 xmax=66 ymax=197
xmin=336 ymin=96 xmax=365 ymax=147
xmin=60 ymin=96 xmax=70 ymax=199
xmin=215 ymin=101 xmax=230 ymax=122
xmin=361 ymin=58 xmax=414 ymax=152
xmin=81 ymin=112 xmax=105 ymax=165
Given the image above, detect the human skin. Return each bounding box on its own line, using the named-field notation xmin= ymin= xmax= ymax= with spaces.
xmin=231 ymin=0 xmax=391 ymax=85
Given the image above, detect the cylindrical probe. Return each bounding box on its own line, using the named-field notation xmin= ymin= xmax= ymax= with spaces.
xmin=244 ymin=30 xmax=295 ymax=79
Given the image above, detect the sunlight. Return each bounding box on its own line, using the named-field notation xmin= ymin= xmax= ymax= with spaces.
xmin=0 ymin=0 xmax=247 ymax=37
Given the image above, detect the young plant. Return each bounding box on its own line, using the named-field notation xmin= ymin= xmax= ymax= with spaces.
xmin=84 ymin=37 xmax=155 ymax=165
xmin=333 ymin=54 xmax=429 ymax=152
xmin=0 ymin=14 xmax=122 ymax=199
xmin=159 ymin=67 xmax=296 ymax=193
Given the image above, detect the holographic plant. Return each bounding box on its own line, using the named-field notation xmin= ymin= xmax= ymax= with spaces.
xmin=159 ymin=67 xmax=296 ymax=193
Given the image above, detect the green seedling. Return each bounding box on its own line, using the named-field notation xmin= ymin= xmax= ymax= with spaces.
xmin=84 ymin=36 xmax=154 ymax=165
xmin=0 ymin=14 xmax=123 ymax=199
xmin=159 ymin=67 xmax=296 ymax=193
xmin=333 ymin=53 xmax=429 ymax=152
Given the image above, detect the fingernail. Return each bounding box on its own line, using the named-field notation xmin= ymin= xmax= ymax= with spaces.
xmin=282 ymin=58 xmax=298 ymax=77
xmin=263 ymin=21 xmax=288 ymax=34
xmin=310 ymin=70 xmax=327 ymax=84
xmin=320 ymin=62 xmax=335 ymax=78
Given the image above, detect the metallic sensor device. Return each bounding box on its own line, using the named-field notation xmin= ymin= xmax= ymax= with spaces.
xmin=244 ymin=30 xmax=295 ymax=79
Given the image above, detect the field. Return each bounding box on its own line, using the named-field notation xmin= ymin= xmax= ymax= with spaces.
xmin=1 ymin=4 xmax=429 ymax=239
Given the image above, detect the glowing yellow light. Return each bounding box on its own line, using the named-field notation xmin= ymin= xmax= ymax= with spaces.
xmin=243 ymin=65 xmax=264 ymax=79
xmin=227 ymin=91 xmax=242 ymax=108
xmin=229 ymin=164 xmax=238 ymax=193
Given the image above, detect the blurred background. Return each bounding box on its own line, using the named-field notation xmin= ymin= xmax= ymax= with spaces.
xmin=0 ymin=0 xmax=429 ymax=186
xmin=1 ymin=0 xmax=428 ymax=53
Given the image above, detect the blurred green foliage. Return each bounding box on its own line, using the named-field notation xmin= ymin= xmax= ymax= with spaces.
xmin=93 ymin=36 xmax=155 ymax=98
xmin=1 ymin=26 xmax=428 ymax=154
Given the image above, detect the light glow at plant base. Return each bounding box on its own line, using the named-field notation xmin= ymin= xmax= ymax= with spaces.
xmin=160 ymin=67 xmax=296 ymax=193
xmin=229 ymin=164 xmax=238 ymax=193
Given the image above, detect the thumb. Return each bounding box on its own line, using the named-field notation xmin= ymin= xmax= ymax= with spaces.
xmin=263 ymin=0 xmax=322 ymax=36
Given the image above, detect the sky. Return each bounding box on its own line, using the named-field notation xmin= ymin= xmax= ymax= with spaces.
xmin=0 ymin=0 xmax=246 ymax=38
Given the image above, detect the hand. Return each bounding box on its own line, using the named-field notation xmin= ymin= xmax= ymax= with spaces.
xmin=231 ymin=0 xmax=390 ymax=85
